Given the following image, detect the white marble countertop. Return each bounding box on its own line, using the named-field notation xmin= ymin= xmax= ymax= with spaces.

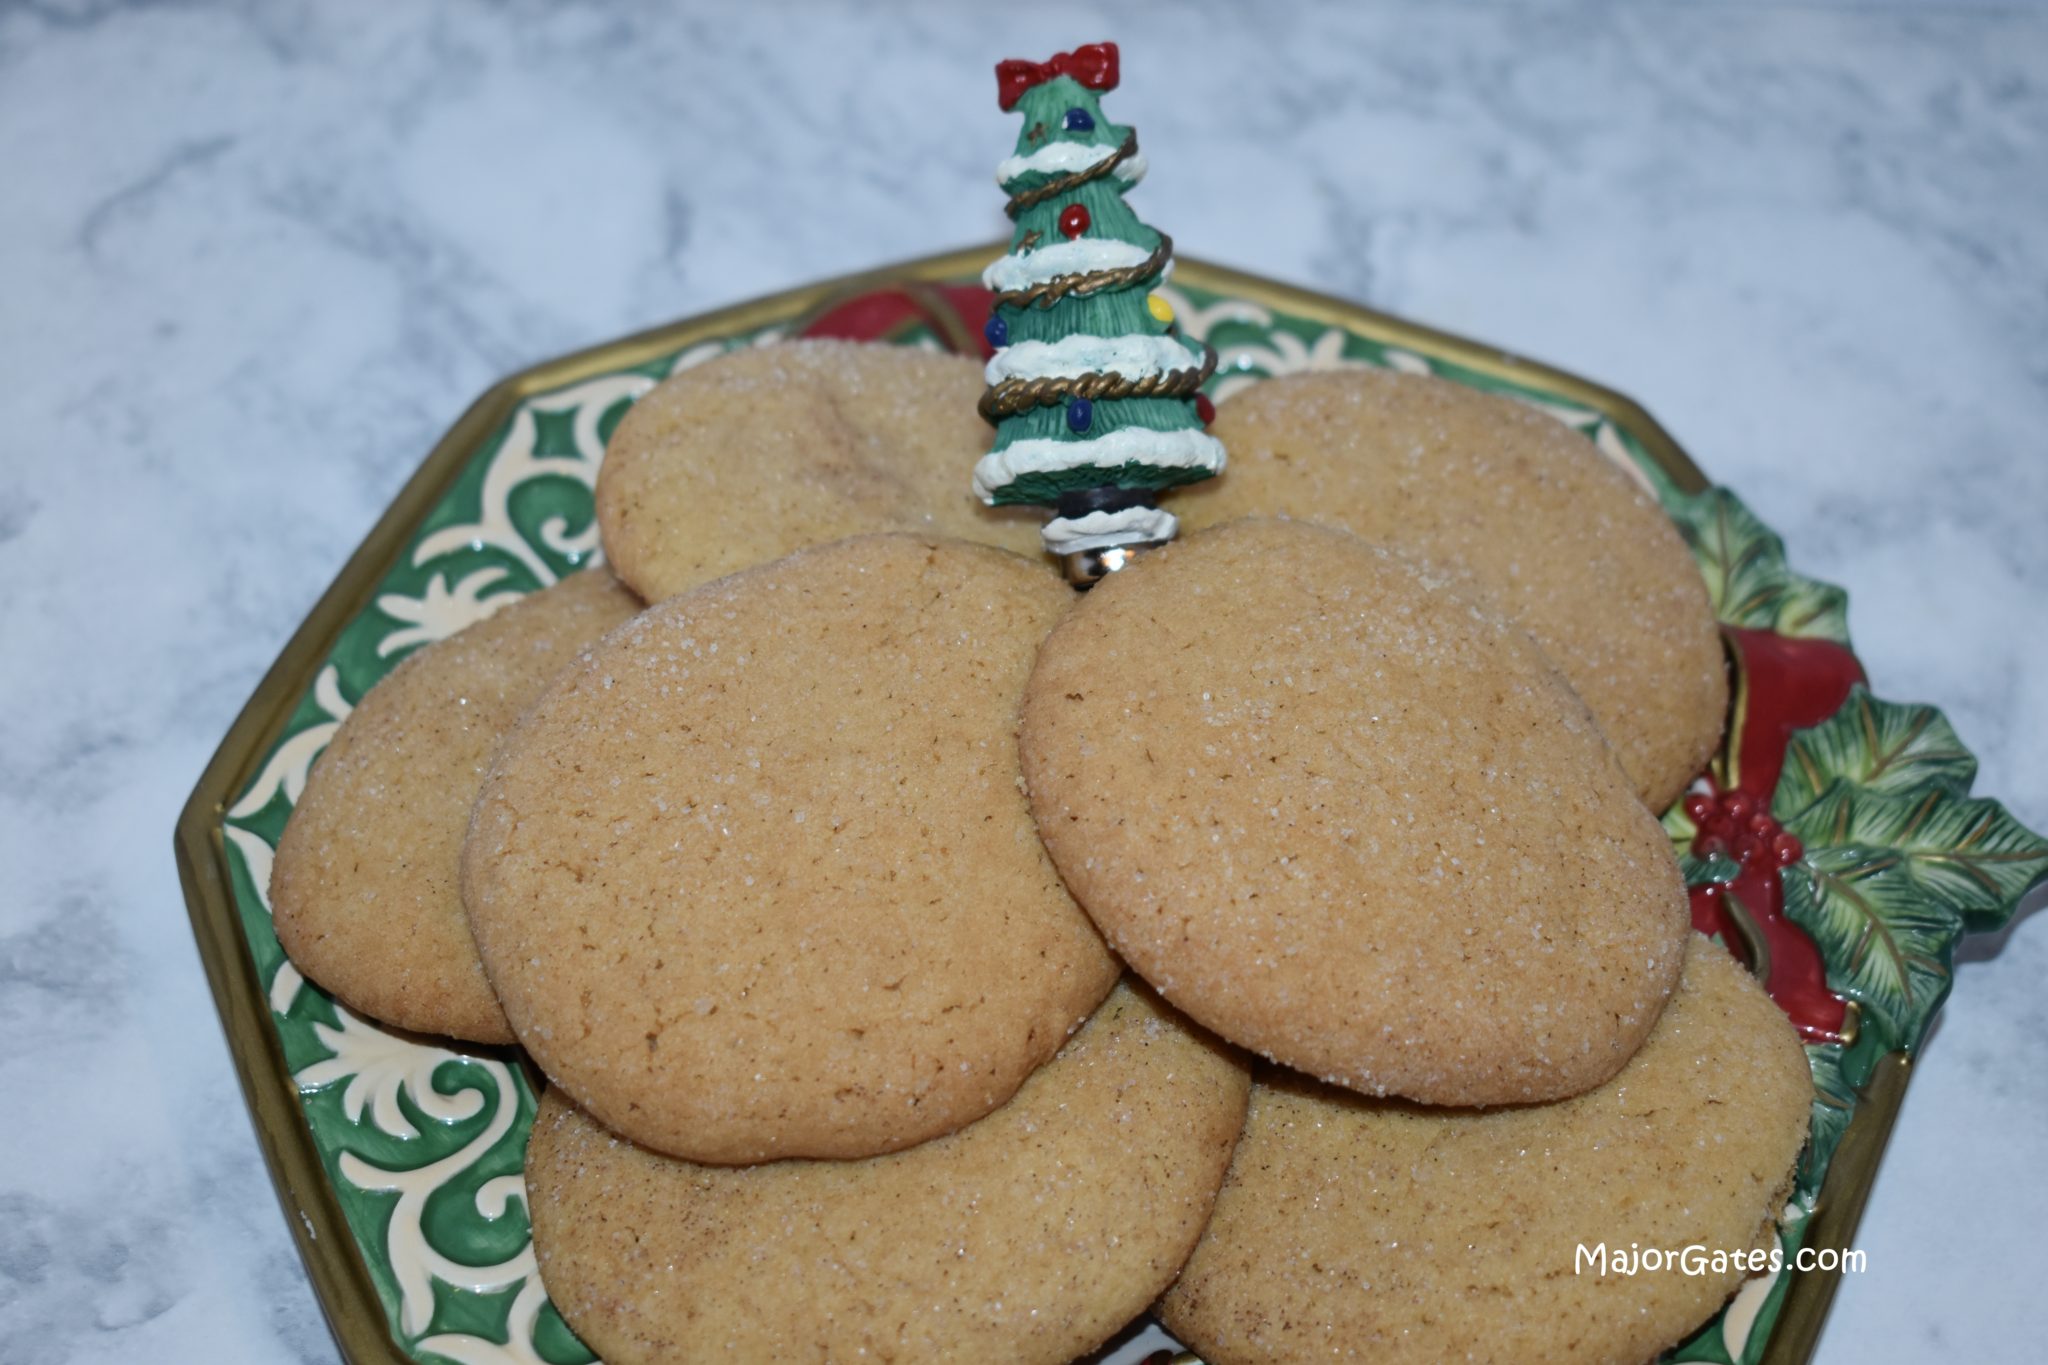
xmin=4 ymin=2 xmax=2043 ymax=1361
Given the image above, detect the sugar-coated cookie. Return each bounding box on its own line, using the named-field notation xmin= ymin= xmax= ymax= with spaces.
xmin=1171 ymin=370 xmax=1726 ymax=811
xmin=464 ymin=534 xmax=1116 ymax=1162
xmin=1020 ymin=518 xmax=1689 ymax=1105
xmin=271 ymin=569 xmax=642 ymax=1043
xmin=527 ymin=980 xmax=1249 ymax=1365
xmin=1159 ymin=936 xmax=1812 ymax=1365
xmin=595 ymin=339 xmax=1044 ymax=602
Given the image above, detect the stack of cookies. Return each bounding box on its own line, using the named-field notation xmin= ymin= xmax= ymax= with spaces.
xmin=273 ymin=340 xmax=1812 ymax=1365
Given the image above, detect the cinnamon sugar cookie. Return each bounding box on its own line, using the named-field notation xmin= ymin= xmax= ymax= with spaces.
xmin=1159 ymin=937 xmax=1812 ymax=1365
xmin=1171 ymin=370 xmax=1726 ymax=811
xmin=525 ymin=981 xmax=1250 ymax=1365
xmin=271 ymin=568 xmax=642 ymax=1043
xmin=1019 ymin=518 xmax=1689 ymax=1106
xmin=595 ymin=339 xmax=1044 ymax=601
xmin=464 ymin=534 xmax=1116 ymax=1162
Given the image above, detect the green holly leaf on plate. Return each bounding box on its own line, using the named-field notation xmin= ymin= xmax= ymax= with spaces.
xmin=1663 ymin=798 xmax=1700 ymax=853
xmin=1802 ymin=1043 xmax=1859 ymax=1191
xmin=1668 ymin=487 xmax=1850 ymax=642
xmin=1679 ymin=850 xmax=1741 ymax=888
xmin=1773 ymin=685 xmax=1976 ymax=819
xmin=1787 ymin=786 xmax=2048 ymax=932
xmin=1780 ymin=842 xmax=1952 ymax=1054
xmin=1780 ymin=785 xmax=2048 ymax=1052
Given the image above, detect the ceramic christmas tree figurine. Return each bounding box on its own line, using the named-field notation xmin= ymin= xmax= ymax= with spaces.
xmin=976 ymin=42 xmax=1224 ymax=583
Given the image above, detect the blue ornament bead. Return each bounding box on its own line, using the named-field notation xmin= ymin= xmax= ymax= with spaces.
xmin=984 ymin=315 xmax=1008 ymax=348
xmin=1066 ymin=397 xmax=1093 ymax=432
xmin=1064 ymin=107 xmax=1095 ymax=132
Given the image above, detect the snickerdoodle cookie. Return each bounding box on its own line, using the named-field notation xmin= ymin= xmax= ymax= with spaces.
xmin=464 ymin=534 xmax=1116 ymax=1162
xmin=271 ymin=568 xmax=642 ymax=1043
xmin=525 ymin=980 xmax=1250 ymax=1365
xmin=1019 ymin=517 xmax=1688 ymax=1105
xmin=1159 ymin=936 xmax=1812 ymax=1365
xmin=595 ymin=339 xmax=1043 ymax=601
xmin=1170 ymin=370 xmax=1726 ymax=811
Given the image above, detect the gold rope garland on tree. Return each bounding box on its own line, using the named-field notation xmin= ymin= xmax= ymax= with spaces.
xmin=978 ymin=342 xmax=1218 ymax=422
xmin=989 ymin=232 xmax=1174 ymax=310
xmin=1004 ymin=131 xmax=1140 ymax=218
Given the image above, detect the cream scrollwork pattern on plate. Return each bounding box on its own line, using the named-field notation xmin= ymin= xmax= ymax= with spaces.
xmin=227 ymin=663 xmax=352 ymax=821
xmin=294 ymin=1008 xmax=554 ymax=1362
xmin=411 ymin=373 xmax=653 ymax=588
xmin=376 ymin=567 xmax=523 ymax=658
xmin=223 ymin=823 xmax=306 ymax=1014
xmin=1156 ymin=283 xmax=1372 ymax=402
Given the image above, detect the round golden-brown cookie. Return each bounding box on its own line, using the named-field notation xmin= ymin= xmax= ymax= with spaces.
xmin=1159 ymin=936 xmax=1813 ymax=1365
xmin=1170 ymin=370 xmax=1726 ymax=811
xmin=271 ymin=569 xmax=643 ymax=1043
xmin=1019 ymin=517 xmax=1689 ymax=1106
xmin=464 ymin=534 xmax=1117 ymax=1162
xmin=595 ymin=339 xmax=1044 ymax=602
xmin=526 ymin=979 xmax=1250 ymax=1365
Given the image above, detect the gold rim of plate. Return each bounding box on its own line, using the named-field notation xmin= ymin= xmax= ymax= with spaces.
xmin=172 ymin=241 xmax=1904 ymax=1365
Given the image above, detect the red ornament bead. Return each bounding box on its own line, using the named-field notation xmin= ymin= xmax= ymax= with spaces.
xmin=1058 ymin=203 xmax=1091 ymax=239
xmin=1195 ymin=392 xmax=1216 ymax=425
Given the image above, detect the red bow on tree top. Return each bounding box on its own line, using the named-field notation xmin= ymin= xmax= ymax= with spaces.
xmin=995 ymin=42 xmax=1120 ymax=111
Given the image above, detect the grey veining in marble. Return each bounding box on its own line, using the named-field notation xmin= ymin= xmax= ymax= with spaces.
xmin=3 ymin=1 xmax=2044 ymax=1361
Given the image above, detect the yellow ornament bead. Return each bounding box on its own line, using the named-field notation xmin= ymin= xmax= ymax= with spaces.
xmin=1147 ymin=293 xmax=1174 ymax=325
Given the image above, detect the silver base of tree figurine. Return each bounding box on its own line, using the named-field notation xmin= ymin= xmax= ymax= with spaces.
xmin=1061 ymin=539 xmax=1170 ymax=586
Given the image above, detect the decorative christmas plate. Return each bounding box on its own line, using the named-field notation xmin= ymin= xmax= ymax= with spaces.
xmin=175 ymin=244 xmax=2048 ymax=1365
